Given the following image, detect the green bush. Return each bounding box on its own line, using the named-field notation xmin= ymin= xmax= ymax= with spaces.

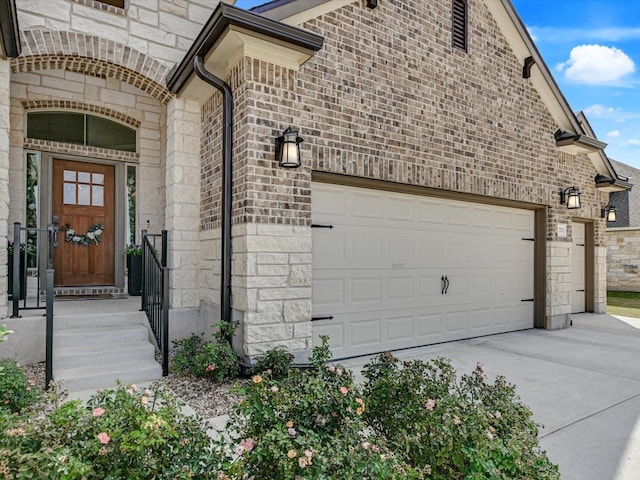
xmin=0 ymin=382 xmax=220 ymax=479
xmin=361 ymin=353 xmax=560 ymax=480
xmin=0 ymin=358 xmax=42 ymax=413
xmin=172 ymin=322 xmax=239 ymax=381
xmin=251 ymin=347 xmax=294 ymax=379
xmin=218 ymin=337 xmax=424 ymax=479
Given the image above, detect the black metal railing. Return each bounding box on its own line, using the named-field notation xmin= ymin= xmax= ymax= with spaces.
xmin=141 ymin=229 xmax=169 ymax=376
xmin=9 ymin=222 xmax=57 ymax=387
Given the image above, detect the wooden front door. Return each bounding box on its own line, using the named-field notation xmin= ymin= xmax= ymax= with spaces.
xmin=53 ymin=159 xmax=115 ymax=286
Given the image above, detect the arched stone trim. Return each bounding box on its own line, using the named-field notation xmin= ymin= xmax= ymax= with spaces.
xmin=21 ymin=100 xmax=142 ymax=128
xmin=11 ymin=30 xmax=174 ymax=104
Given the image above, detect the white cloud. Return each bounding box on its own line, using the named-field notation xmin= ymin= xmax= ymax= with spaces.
xmin=556 ymin=44 xmax=635 ymax=85
xmin=584 ymin=104 xmax=618 ymax=117
xmin=608 ymin=130 xmax=621 ymax=138
xmin=627 ymin=139 xmax=640 ymax=145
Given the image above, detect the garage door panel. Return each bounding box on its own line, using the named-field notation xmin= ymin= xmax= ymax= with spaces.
xmin=351 ymin=277 xmax=382 ymax=303
xmin=445 ymin=310 xmax=469 ymax=333
xmin=350 ymin=318 xmax=382 ymax=348
xmin=312 ymin=186 xmax=346 ymax=216
xmin=447 ymin=204 xmax=470 ymax=226
xmin=417 ymin=313 xmax=444 ymax=338
xmin=387 ymin=196 xmax=415 ymax=221
xmin=470 ymin=309 xmax=492 ymax=330
xmin=312 ymin=182 xmax=535 ymax=358
xmin=312 ymin=277 xmax=344 ymax=307
xmin=386 ymin=315 xmax=414 ymax=342
xmin=470 ymin=207 xmax=494 ymax=228
xmin=387 ymin=276 xmax=414 ymax=300
xmin=351 ymin=192 xmax=383 ymax=219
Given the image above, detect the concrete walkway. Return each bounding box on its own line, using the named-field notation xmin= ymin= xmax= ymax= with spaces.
xmin=339 ymin=313 xmax=640 ymax=480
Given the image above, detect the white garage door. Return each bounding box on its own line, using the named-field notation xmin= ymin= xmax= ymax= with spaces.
xmin=311 ymin=183 xmax=535 ymax=359
xmin=571 ymin=222 xmax=586 ymax=313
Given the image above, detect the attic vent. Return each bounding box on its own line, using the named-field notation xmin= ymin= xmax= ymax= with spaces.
xmin=452 ymin=0 xmax=467 ymax=51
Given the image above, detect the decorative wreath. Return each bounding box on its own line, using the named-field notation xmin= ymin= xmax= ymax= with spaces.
xmin=63 ymin=223 xmax=105 ymax=246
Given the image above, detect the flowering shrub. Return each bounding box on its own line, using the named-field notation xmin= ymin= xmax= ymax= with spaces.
xmin=0 ymin=358 xmax=42 ymax=413
xmin=172 ymin=322 xmax=239 ymax=381
xmin=0 ymin=382 xmax=219 ymax=479
xmin=218 ymin=337 xmax=424 ymax=479
xmin=361 ymin=353 xmax=560 ymax=479
xmin=251 ymin=346 xmax=294 ymax=379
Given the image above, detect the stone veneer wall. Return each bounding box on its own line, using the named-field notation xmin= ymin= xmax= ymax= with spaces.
xmin=606 ymin=228 xmax=640 ymax=292
xmin=0 ymin=59 xmax=10 ymax=319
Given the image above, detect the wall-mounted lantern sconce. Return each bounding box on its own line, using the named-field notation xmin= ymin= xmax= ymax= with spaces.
xmin=601 ymin=204 xmax=617 ymax=222
xmin=275 ymin=127 xmax=303 ymax=168
xmin=560 ymin=186 xmax=581 ymax=209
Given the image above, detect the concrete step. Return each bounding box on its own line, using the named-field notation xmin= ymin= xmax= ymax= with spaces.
xmin=54 ymin=311 xmax=147 ymax=330
xmin=54 ymin=359 xmax=163 ymax=392
xmin=53 ymin=341 xmax=156 ymax=370
xmin=53 ymin=324 xmax=149 ymax=348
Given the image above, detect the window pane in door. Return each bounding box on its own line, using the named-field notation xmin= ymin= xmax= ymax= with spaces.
xmin=77 ymin=184 xmax=90 ymax=205
xmin=92 ymin=186 xmax=104 ymax=206
xmin=93 ymin=173 xmax=104 ymax=185
xmin=63 ymin=183 xmax=76 ymax=204
xmin=78 ymin=172 xmax=91 ymax=183
xmin=63 ymin=170 xmax=76 ymax=182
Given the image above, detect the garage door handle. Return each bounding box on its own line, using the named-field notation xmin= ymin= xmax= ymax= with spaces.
xmin=312 ymin=315 xmax=334 ymax=321
xmin=311 ymin=224 xmax=334 ymax=229
xmin=441 ymin=275 xmax=450 ymax=295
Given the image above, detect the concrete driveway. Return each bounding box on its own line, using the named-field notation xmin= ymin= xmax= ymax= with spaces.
xmin=340 ymin=313 xmax=640 ymax=480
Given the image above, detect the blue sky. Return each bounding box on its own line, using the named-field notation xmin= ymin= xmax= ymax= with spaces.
xmin=234 ymin=0 xmax=640 ymax=169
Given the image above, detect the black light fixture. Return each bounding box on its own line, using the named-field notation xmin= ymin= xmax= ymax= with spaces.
xmin=560 ymin=186 xmax=581 ymax=209
xmin=275 ymin=127 xmax=303 ymax=168
xmin=601 ymin=204 xmax=617 ymax=222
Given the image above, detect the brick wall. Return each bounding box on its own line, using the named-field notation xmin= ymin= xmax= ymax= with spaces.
xmin=195 ymin=0 xmax=613 ymax=355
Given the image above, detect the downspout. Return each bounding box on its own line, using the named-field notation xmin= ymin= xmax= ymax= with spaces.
xmin=193 ymin=55 xmax=233 ymax=342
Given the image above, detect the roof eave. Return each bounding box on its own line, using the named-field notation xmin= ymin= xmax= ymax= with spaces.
xmin=167 ymin=3 xmax=323 ymax=94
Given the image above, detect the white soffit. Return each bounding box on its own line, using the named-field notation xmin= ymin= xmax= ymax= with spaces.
xmin=268 ymin=0 xmax=357 ymax=26
xmin=179 ymin=26 xmax=316 ymax=102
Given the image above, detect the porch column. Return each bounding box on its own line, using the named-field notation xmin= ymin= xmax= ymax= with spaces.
xmin=165 ymin=96 xmax=201 ymax=332
xmin=0 ymin=58 xmax=10 ymax=319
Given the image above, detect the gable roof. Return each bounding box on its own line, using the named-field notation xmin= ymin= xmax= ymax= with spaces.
xmin=251 ymin=0 xmax=627 ymax=188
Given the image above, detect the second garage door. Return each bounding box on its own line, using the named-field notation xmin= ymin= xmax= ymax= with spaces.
xmin=311 ymin=182 xmax=535 ymax=359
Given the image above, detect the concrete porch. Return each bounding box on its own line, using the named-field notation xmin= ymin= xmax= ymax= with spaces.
xmin=3 ymin=295 xmax=162 ymax=391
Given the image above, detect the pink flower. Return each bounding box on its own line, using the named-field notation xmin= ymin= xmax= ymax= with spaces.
xmin=97 ymin=432 xmax=110 ymax=444
xmin=426 ymin=398 xmax=435 ymax=411
xmin=144 ymin=388 xmax=152 ymax=396
xmin=28 ymin=380 xmax=35 ymax=386
xmin=92 ymin=407 xmax=106 ymax=417
xmin=141 ymin=396 xmax=148 ymax=405
xmin=26 ymin=387 xmax=31 ymax=391
xmin=206 ymin=364 xmax=216 ymax=372
xmin=339 ymin=386 xmax=348 ymax=395
xmin=304 ymin=449 xmax=313 ymax=459
xmin=240 ymin=437 xmax=255 ymax=452
xmin=328 ymin=365 xmax=336 ymax=373
xmin=288 ymin=427 xmax=297 ymax=436
xmin=453 ymin=416 xmax=461 ymax=425
xmin=270 ymin=385 xmax=279 ymax=392
xmin=336 ymin=367 xmax=343 ymax=376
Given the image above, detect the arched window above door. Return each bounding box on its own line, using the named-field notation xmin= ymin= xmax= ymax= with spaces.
xmin=26 ymin=112 xmax=137 ymax=152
